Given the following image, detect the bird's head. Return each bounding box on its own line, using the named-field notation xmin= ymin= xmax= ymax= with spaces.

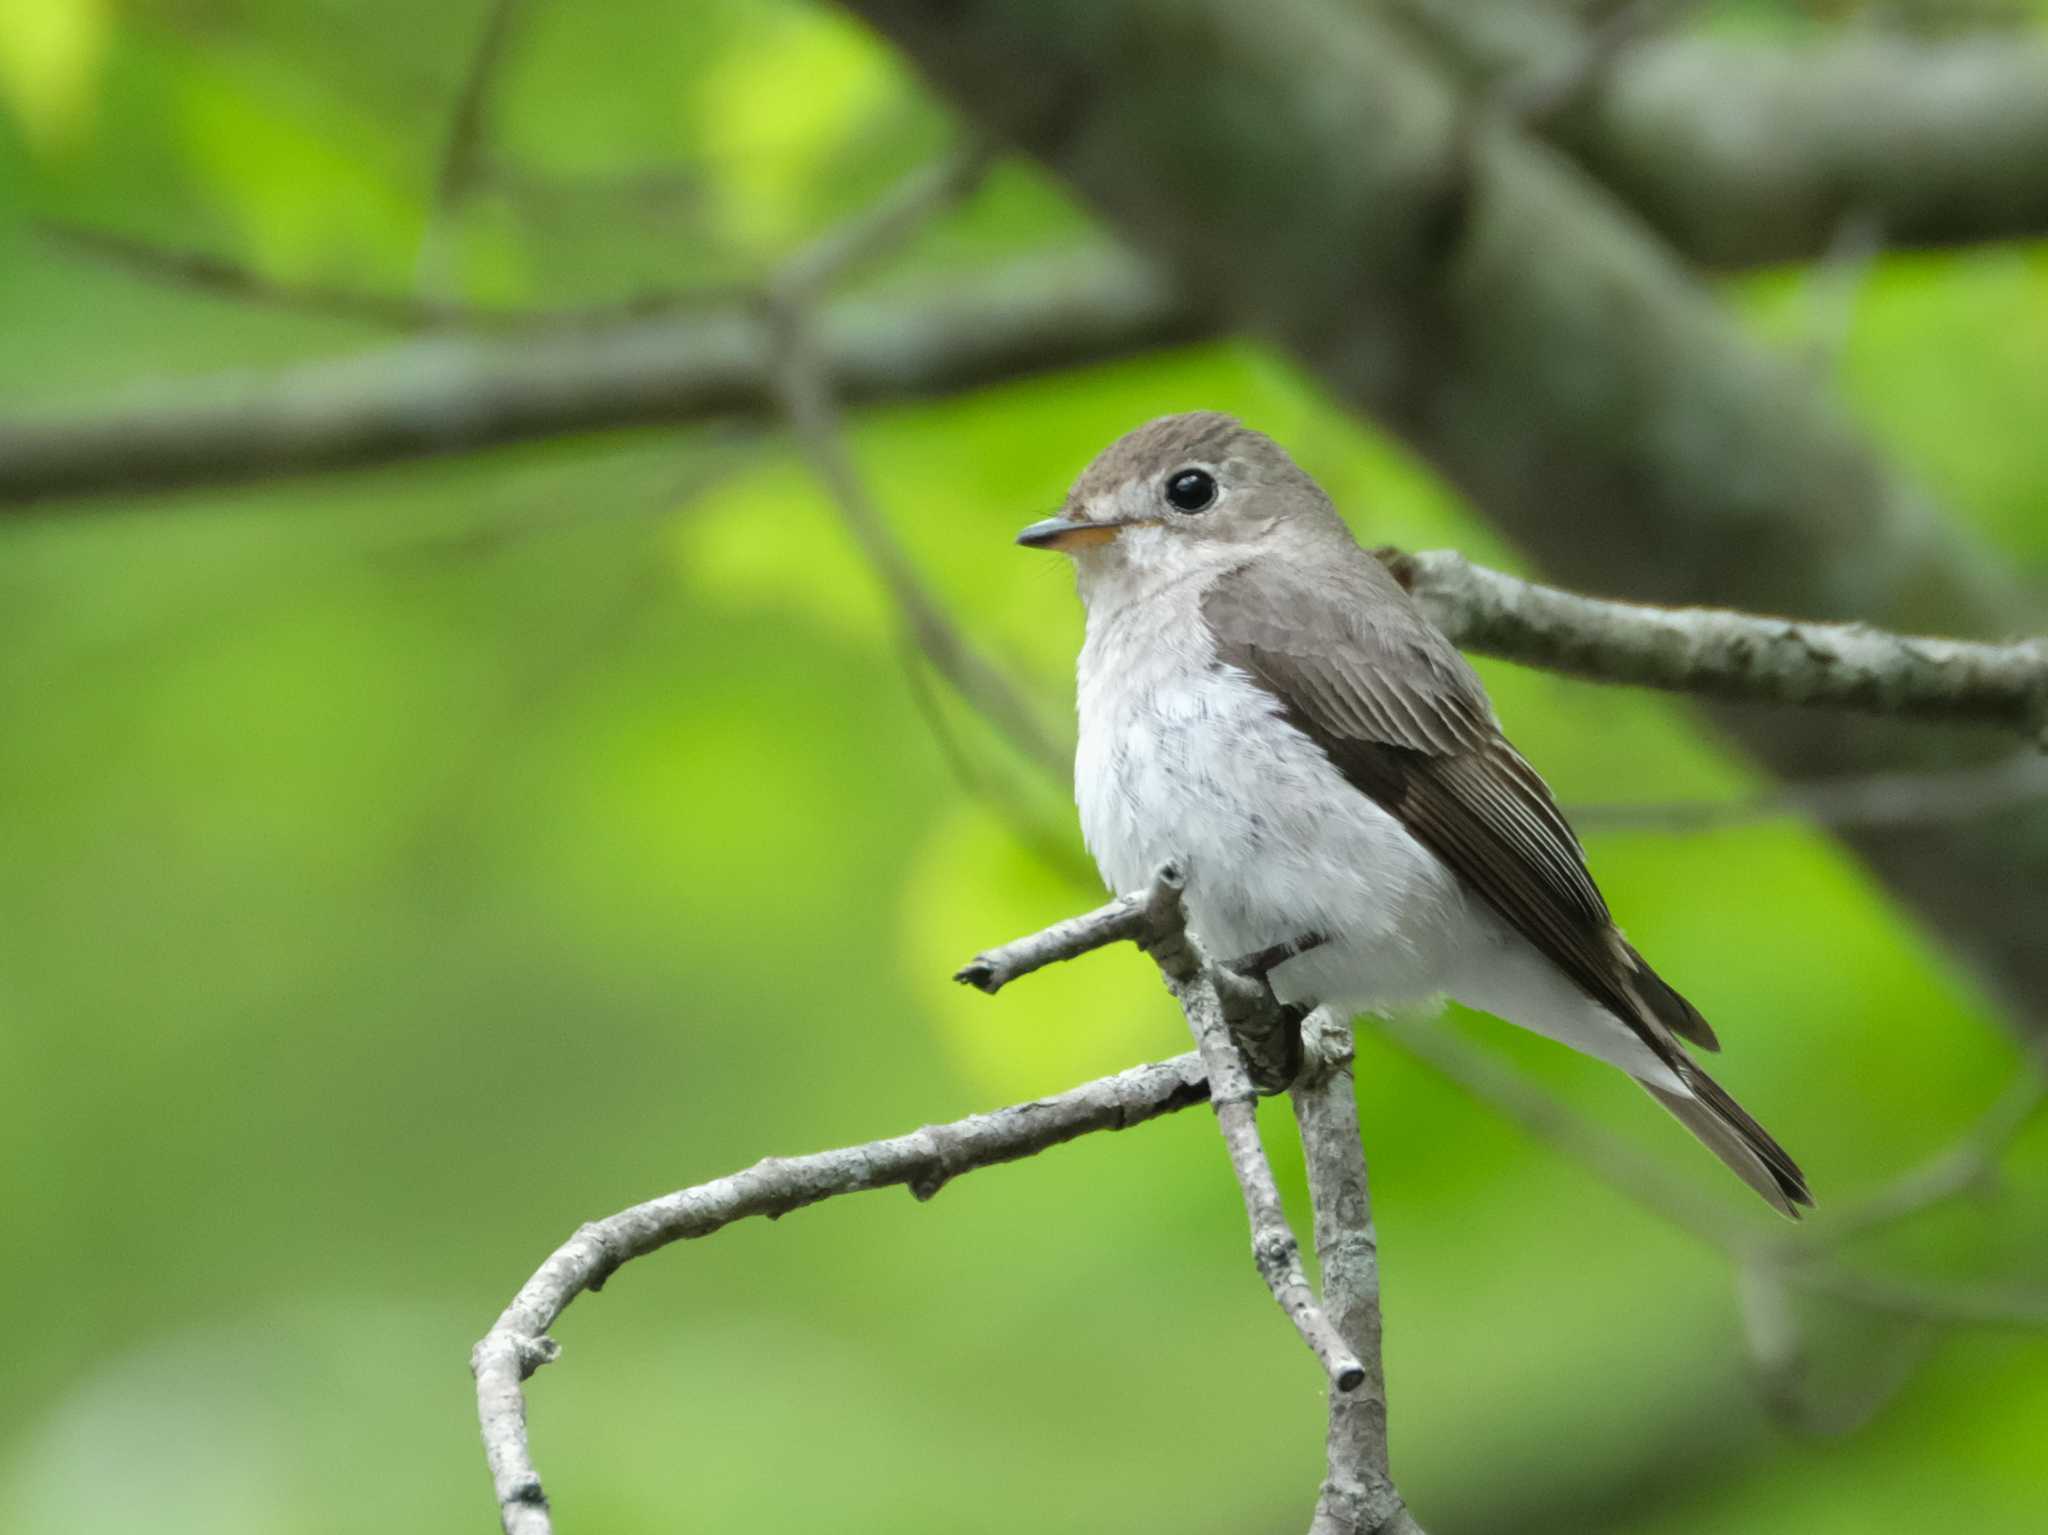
xmin=1016 ymin=412 xmax=1343 ymax=595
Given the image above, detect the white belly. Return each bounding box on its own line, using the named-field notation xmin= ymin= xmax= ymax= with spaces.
xmin=1075 ymin=635 xmax=1469 ymax=1012
xmin=1070 ymin=604 xmax=1678 ymax=1087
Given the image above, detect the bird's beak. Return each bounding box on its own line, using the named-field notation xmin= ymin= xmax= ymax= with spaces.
xmin=1015 ymin=514 xmax=1120 ymax=552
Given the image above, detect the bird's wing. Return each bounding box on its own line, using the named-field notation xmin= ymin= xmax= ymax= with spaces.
xmin=1200 ymin=556 xmax=1718 ymax=1056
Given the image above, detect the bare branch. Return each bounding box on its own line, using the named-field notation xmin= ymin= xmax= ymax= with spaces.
xmin=472 ymin=1049 xmax=1212 ymax=1534
xmin=954 ymin=887 xmax=1149 ymax=993
xmin=1131 ymin=869 xmax=1369 ymax=1395
xmin=1296 ymin=1013 xmax=1418 ymax=1535
xmin=0 ymin=248 xmax=1206 ymax=506
xmin=967 ymin=865 xmax=1366 ymax=1392
xmin=1385 ymin=549 xmax=2048 ymax=739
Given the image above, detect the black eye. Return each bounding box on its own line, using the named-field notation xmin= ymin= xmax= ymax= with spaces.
xmin=1164 ymin=468 xmax=1217 ymax=512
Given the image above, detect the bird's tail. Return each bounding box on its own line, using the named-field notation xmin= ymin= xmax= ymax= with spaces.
xmin=1640 ymin=1061 xmax=1813 ymax=1219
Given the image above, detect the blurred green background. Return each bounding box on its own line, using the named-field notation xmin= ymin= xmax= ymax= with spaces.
xmin=3 ymin=2 xmax=2047 ymax=1531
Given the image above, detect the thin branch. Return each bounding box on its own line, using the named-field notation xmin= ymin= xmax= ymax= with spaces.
xmin=896 ymin=638 xmax=1097 ymax=885
xmin=473 ymin=1050 xmax=1213 ymax=1534
xmin=1735 ymin=1258 xmax=1938 ymax=1438
xmin=1377 ymin=1012 xmax=2048 ymax=1416
xmin=954 ymin=887 xmax=1150 ymax=993
xmin=961 ymin=866 xmax=1370 ymax=1397
xmin=1786 ymin=1267 xmax=2048 ymax=1331
xmin=416 ymin=0 xmax=533 ymax=300
xmin=1383 ymin=549 xmax=2048 ymax=739
xmin=39 ymin=139 xmax=991 ymax=338
xmin=772 ymin=340 xmax=1071 ymax=779
xmin=1819 ymin=1061 xmax=2048 ymax=1241
xmin=1296 ymin=1012 xmax=1419 ymax=1535
xmin=39 ymin=218 xmax=763 ymax=333
xmin=1138 ymin=871 xmax=1369 ymax=1395
xmin=40 ymin=222 xmax=475 ymax=331
xmin=759 ymin=140 xmax=1073 ymax=784
xmin=432 ymin=0 xmax=531 ymax=217
xmin=770 ymin=292 xmax=1071 ymax=782
xmin=1568 ymin=753 xmax=2048 ymax=836
xmin=770 ymin=136 xmax=997 ymax=302
xmin=1800 ymin=207 xmax=1886 ymax=384
xmin=1375 ymin=1013 xmax=1751 ymax=1250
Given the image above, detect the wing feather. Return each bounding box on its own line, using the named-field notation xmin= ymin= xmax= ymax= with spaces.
xmin=1200 ymin=557 xmax=1720 ymax=1055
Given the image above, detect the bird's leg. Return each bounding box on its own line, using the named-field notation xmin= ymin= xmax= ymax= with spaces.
xmin=1226 ymin=931 xmax=1328 ymax=985
xmin=1218 ymin=932 xmax=1328 ymax=1093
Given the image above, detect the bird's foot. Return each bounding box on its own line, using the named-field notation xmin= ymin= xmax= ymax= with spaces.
xmin=1216 ymin=932 xmax=1326 ymax=1093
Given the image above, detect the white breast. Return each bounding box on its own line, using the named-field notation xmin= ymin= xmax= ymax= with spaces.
xmin=1072 ymin=575 xmax=1470 ymax=1012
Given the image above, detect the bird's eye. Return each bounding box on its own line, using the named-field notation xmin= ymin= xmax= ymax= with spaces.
xmin=1164 ymin=468 xmax=1217 ymax=513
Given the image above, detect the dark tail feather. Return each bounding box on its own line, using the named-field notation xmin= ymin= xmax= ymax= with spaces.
xmin=1623 ymin=940 xmax=1720 ymax=1052
xmin=1641 ymin=1062 xmax=1813 ymax=1219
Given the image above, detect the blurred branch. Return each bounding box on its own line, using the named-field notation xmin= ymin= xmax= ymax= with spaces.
xmin=30 ymin=139 xmax=992 ymax=336
xmin=769 ymin=136 xmax=996 ymax=303
xmin=473 ymin=1047 xmax=1213 ymax=1535
xmin=0 ymin=248 xmax=1206 ymax=505
xmin=766 ymin=148 xmax=1071 ymax=784
xmin=1569 ymin=753 xmax=2048 ymax=836
xmin=432 ymin=0 xmax=531 ymax=217
xmin=38 ymin=218 xmax=765 ymax=333
xmin=896 ymin=640 xmax=1096 ymax=884
xmin=1490 ymin=0 xmax=1697 ymax=128
xmin=1403 ymin=2 xmax=2048 ymax=264
xmin=1383 ymin=549 xmax=2048 ymax=739
xmin=1378 ymin=1012 xmax=2048 ymax=1427
xmin=1820 ymin=1058 xmax=2048 ymax=1241
xmin=1376 ymin=1012 xmax=1749 ymax=1249
xmin=40 ymin=222 xmax=479 ymax=331
xmin=1570 ymin=32 xmax=2048 ymax=267
xmin=1798 ymin=208 xmax=1886 ymax=382
xmin=417 ymin=0 xmax=532 ymax=296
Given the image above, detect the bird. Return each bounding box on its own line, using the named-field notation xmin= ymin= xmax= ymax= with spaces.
xmin=1015 ymin=411 xmax=1811 ymax=1217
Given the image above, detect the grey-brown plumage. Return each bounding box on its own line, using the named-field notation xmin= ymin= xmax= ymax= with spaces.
xmin=1202 ymin=557 xmax=1807 ymax=1213
xmin=1023 ymin=410 xmax=1811 ymax=1217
